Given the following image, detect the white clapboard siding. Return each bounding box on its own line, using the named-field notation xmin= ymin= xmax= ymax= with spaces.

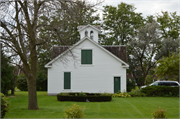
xmin=47 ymin=39 xmax=127 ymax=95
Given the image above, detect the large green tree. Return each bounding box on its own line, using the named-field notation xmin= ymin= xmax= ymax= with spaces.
xmin=36 ymin=49 xmax=51 ymax=91
xmin=38 ymin=0 xmax=101 ymax=46
xmin=0 ymin=0 xmax=102 ymax=110
xmin=1 ymin=49 xmax=14 ymax=95
xmin=128 ymin=21 xmax=162 ymax=86
xmin=101 ymin=2 xmax=144 ymax=45
xmin=156 ymin=11 xmax=180 ymax=39
xmin=155 ymin=11 xmax=180 ymax=59
xmin=156 ymin=53 xmax=179 ymax=81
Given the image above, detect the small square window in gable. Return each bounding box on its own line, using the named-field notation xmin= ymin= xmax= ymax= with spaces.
xmin=81 ymin=49 xmax=92 ymax=64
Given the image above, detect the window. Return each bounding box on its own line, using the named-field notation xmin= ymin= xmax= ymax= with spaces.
xmin=81 ymin=50 xmax=92 ymax=64
xmin=85 ymin=30 xmax=88 ymax=37
xmin=64 ymin=72 xmax=71 ymax=89
xmin=170 ymin=82 xmax=179 ymax=86
xmin=90 ymin=30 xmax=94 ymax=40
xmin=151 ymin=82 xmax=158 ymax=86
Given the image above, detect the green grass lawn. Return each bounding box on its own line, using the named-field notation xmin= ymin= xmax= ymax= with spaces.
xmin=5 ymin=91 xmax=179 ymax=118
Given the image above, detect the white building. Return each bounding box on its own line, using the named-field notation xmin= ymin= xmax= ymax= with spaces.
xmin=45 ymin=24 xmax=129 ymax=95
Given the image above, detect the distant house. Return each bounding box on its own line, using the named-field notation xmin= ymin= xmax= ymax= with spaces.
xmin=45 ymin=24 xmax=129 ymax=95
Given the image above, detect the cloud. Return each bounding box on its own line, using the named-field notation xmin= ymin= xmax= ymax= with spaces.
xmin=101 ymin=0 xmax=179 ymax=17
xmin=134 ymin=1 xmax=179 ymax=16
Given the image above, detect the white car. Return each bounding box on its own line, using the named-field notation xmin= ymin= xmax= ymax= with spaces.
xmin=140 ymin=81 xmax=180 ymax=89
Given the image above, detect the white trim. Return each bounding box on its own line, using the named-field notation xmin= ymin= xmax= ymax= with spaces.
xmin=62 ymin=90 xmax=72 ymax=92
xmin=81 ymin=47 xmax=94 ymax=49
xmin=113 ymin=74 xmax=122 ymax=77
xmin=80 ymin=65 xmax=94 ymax=67
xmin=122 ymin=65 xmax=129 ymax=68
xmin=45 ymin=37 xmax=129 ymax=68
xmin=63 ymin=71 xmax=72 ymax=72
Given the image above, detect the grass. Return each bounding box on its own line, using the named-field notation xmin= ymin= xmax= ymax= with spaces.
xmin=5 ymin=91 xmax=179 ymax=118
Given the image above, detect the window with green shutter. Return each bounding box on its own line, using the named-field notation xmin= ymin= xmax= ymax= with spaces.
xmin=64 ymin=72 xmax=71 ymax=89
xmin=81 ymin=50 xmax=92 ymax=64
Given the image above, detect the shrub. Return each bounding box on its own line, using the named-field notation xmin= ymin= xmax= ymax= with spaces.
xmin=101 ymin=92 xmax=112 ymax=96
xmin=140 ymin=85 xmax=179 ymax=97
xmin=79 ymin=92 xmax=87 ymax=96
xmin=17 ymin=74 xmax=28 ymax=91
xmin=130 ymin=86 xmax=141 ymax=93
xmin=1 ymin=93 xmax=10 ymax=118
xmin=127 ymin=87 xmax=146 ymax=97
xmin=127 ymin=79 xmax=136 ymax=92
xmin=128 ymin=91 xmax=146 ymax=97
xmin=152 ymin=106 xmax=167 ymax=119
xmin=64 ymin=103 xmax=84 ymax=118
xmin=17 ymin=74 xmax=47 ymax=91
xmin=112 ymin=92 xmax=131 ymax=97
xmin=145 ymin=75 xmax=154 ymax=85
xmin=57 ymin=95 xmax=112 ymax=102
xmin=57 ymin=93 xmax=112 ymax=102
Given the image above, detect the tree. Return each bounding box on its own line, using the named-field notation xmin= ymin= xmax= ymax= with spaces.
xmin=0 ymin=0 xmax=103 ymax=110
xmin=155 ymin=37 xmax=179 ymax=60
xmin=10 ymin=66 xmax=19 ymax=95
xmin=1 ymin=49 xmax=14 ymax=95
xmin=36 ymin=50 xmax=51 ymax=91
xmin=155 ymin=11 xmax=180 ymax=59
xmin=128 ymin=21 xmax=162 ymax=86
xmin=156 ymin=53 xmax=179 ymax=81
xmin=39 ymin=0 xmax=101 ymax=46
xmin=145 ymin=75 xmax=154 ymax=85
xmin=101 ymin=2 xmax=144 ymax=45
xmin=156 ymin=11 xmax=180 ymax=39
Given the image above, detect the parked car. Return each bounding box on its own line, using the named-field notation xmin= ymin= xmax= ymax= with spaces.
xmin=140 ymin=81 xmax=180 ymax=89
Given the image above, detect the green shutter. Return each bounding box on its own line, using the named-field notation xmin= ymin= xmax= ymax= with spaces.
xmin=81 ymin=50 xmax=86 ymax=64
xmin=81 ymin=50 xmax=92 ymax=64
xmin=86 ymin=50 xmax=92 ymax=64
xmin=64 ymin=72 xmax=71 ymax=89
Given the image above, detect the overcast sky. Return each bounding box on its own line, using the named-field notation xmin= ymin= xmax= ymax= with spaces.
xmin=96 ymin=0 xmax=180 ymax=17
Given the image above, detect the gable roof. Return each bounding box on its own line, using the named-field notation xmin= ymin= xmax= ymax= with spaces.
xmin=52 ymin=46 xmax=69 ymax=59
xmin=52 ymin=45 xmax=127 ymax=63
xmin=103 ymin=46 xmax=127 ymax=63
xmin=45 ymin=37 xmax=129 ymax=68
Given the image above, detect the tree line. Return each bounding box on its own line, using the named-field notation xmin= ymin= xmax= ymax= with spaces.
xmin=1 ymin=0 xmax=179 ymax=110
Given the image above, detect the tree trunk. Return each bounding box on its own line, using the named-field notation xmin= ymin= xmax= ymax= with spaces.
xmin=11 ymin=88 xmax=15 ymax=95
xmin=27 ymin=75 xmax=39 ymax=110
xmin=141 ymin=74 xmax=147 ymax=86
xmin=11 ymin=75 xmax=17 ymax=95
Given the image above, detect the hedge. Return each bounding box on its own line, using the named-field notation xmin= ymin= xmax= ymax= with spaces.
xmin=57 ymin=93 xmax=112 ymax=102
xmin=140 ymin=85 xmax=179 ymax=97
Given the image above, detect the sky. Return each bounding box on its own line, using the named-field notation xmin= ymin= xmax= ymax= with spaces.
xmin=95 ymin=0 xmax=180 ymax=17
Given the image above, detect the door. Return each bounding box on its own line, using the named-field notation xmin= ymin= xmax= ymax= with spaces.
xmin=114 ymin=77 xmax=121 ymax=93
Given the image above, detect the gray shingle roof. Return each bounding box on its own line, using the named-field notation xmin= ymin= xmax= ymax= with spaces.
xmin=103 ymin=46 xmax=127 ymax=63
xmin=51 ymin=45 xmax=127 ymax=63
